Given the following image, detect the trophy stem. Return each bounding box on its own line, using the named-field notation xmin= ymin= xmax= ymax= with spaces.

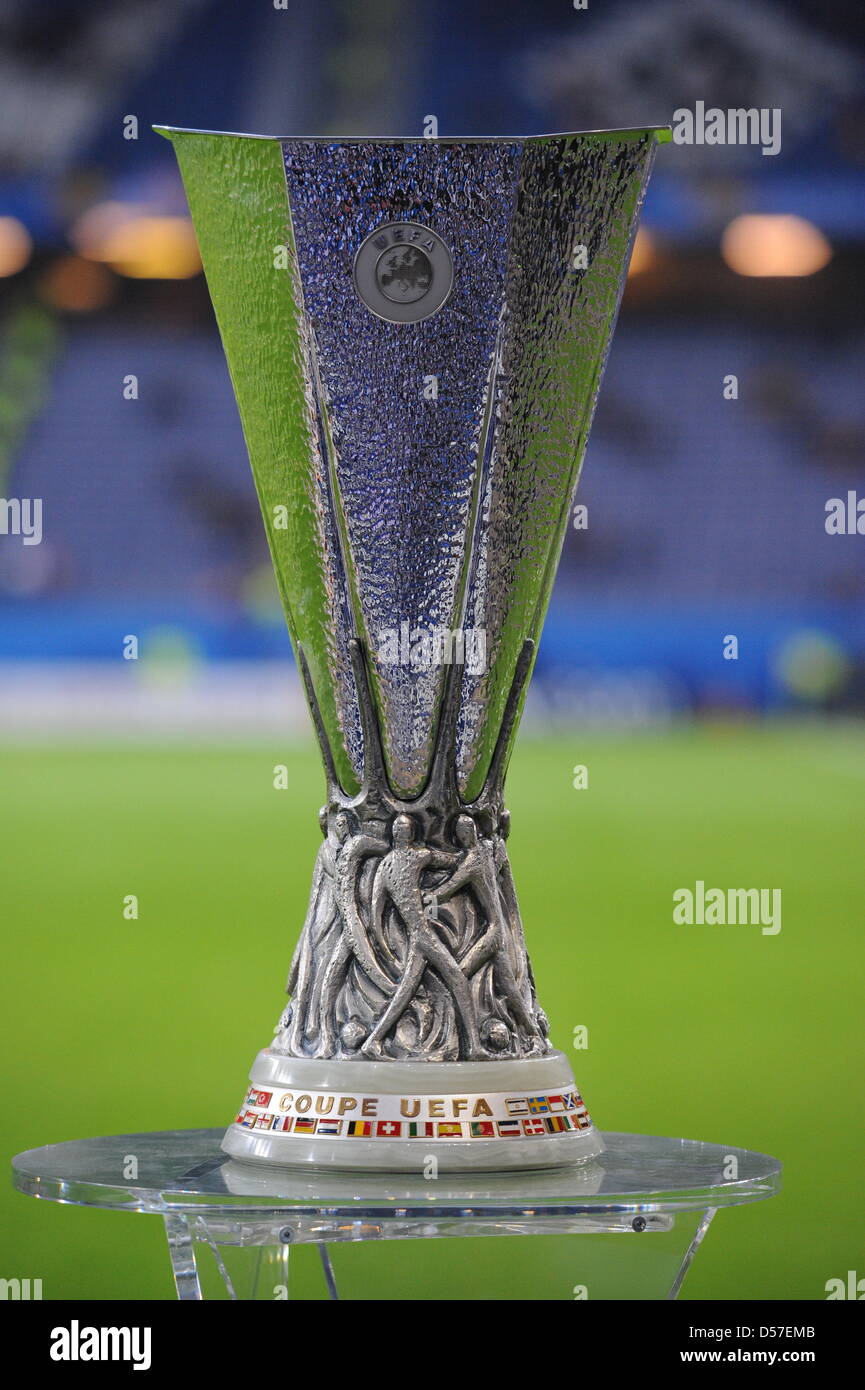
xmin=223 ymin=635 xmax=601 ymax=1170
xmin=277 ymin=637 xmax=547 ymax=1065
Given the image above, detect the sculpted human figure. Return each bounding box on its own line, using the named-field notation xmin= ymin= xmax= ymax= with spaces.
xmin=362 ymin=814 xmax=484 ymax=1059
xmin=430 ymin=814 xmax=537 ymax=1040
xmin=316 ymin=809 xmax=392 ymax=1056
xmin=277 ymin=806 xmax=341 ymax=1052
xmin=492 ymin=809 xmax=530 ymax=984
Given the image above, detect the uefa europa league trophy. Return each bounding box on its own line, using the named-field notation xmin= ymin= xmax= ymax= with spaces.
xmin=159 ymin=124 xmax=667 ymax=1171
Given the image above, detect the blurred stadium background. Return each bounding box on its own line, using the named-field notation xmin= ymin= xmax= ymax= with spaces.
xmin=1 ymin=0 xmax=863 ymax=1300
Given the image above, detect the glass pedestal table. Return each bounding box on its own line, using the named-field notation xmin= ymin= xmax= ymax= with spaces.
xmin=12 ymin=1130 xmax=780 ymax=1301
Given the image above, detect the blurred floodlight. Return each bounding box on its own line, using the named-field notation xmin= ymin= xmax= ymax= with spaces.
xmin=39 ymin=256 xmax=117 ymax=312
xmin=627 ymin=226 xmax=657 ymax=277
xmin=137 ymin=626 xmax=203 ymax=689
xmin=0 ymin=216 xmax=33 ymax=277
xmin=96 ymin=217 xmax=201 ymax=279
xmin=71 ymin=201 xmax=135 ymax=253
xmin=721 ymin=214 xmax=831 ymax=277
xmin=773 ymin=629 xmax=849 ymax=701
xmin=71 ymin=201 xmax=201 ymax=279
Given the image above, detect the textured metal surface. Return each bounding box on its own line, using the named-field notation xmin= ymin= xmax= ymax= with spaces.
xmin=271 ymin=641 xmax=547 ymax=1061
xmin=159 ymin=125 xmax=664 ymax=1070
xmin=159 ymin=127 xmax=661 ymax=800
xmin=274 ymin=804 xmax=545 ymax=1062
xmin=456 ymin=133 xmax=658 ymax=798
xmin=156 ymin=130 xmax=363 ymax=793
xmin=281 ymin=138 xmax=519 ymax=797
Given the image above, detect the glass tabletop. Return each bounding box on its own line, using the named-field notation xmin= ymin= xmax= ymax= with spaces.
xmin=12 ymin=1129 xmax=781 ymax=1218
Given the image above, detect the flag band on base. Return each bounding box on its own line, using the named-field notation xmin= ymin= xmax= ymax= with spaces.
xmin=231 ymin=1082 xmax=593 ymax=1141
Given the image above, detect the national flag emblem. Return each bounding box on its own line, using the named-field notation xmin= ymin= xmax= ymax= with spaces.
xmin=249 ymin=1089 xmax=272 ymax=1108
xmin=527 ymin=1096 xmax=549 ymax=1114
xmin=240 ymin=1110 xmax=257 ymax=1128
xmin=523 ymin=1118 xmax=545 ymax=1136
xmin=270 ymin=1114 xmax=292 ymax=1132
xmin=497 ymin=1119 xmax=521 ymax=1137
xmin=376 ymin=1120 xmax=402 ymax=1138
xmin=294 ymin=1116 xmax=317 ymax=1134
xmin=563 ymin=1092 xmax=579 ymax=1111
xmin=545 ymin=1115 xmax=569 ymax=1133
xmin=575 ymin=1113 xmax=591 ymax=1129
xmin=505 ymin=1097 xmax=529 ymax=1116
xmin=255 ymin=1113 xmax=272 ymax=1129
xmin=407 ymin=1122 xmax=435 ymax=1138
xmin=347 ymin=1120 xmax=372 ymax=1137
xmin=470 ymin=1121 xmax=495 ymax=1138
xmin=317 ymin=1118 xmax=341 ymax=1136
xmin=437 ymin=1122 xmax=463 ymax=1138
xmin=547 ymin=1094 xmax=566 ymax=1112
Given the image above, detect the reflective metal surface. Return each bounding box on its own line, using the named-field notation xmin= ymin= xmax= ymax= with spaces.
xmin=158 ymin=127 xmax=665 ymax=799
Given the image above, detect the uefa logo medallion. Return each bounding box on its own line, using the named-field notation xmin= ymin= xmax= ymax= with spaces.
xmin=353 ymin=222 xmax=454 ymax=323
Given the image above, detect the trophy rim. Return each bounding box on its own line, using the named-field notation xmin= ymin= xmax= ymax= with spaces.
xmin=153 ymin=123 xmax=673 ymax=144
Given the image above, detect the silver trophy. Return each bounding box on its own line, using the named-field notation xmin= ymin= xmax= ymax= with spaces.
xmin=159 ymin=124 xmax=667 ymax=1170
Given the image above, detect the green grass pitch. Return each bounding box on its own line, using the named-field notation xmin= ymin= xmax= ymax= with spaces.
xmin=1 ymin=723 xmax=862 ymax=1299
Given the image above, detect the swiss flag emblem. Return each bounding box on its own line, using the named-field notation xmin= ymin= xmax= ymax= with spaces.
xmin=375 ymin=1120 xmax=402 ymax=1137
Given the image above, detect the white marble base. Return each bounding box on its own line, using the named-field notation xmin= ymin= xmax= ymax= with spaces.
xmin=222 ymin=1049 xmax=604 ymax=1172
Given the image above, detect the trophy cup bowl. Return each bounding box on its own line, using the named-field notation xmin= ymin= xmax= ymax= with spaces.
xmin=158 ymin=124 xmax=667 ymax=1170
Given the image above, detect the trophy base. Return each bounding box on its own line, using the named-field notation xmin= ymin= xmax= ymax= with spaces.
xmin=222 ymin=1049 xmax=603 ymax=1172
